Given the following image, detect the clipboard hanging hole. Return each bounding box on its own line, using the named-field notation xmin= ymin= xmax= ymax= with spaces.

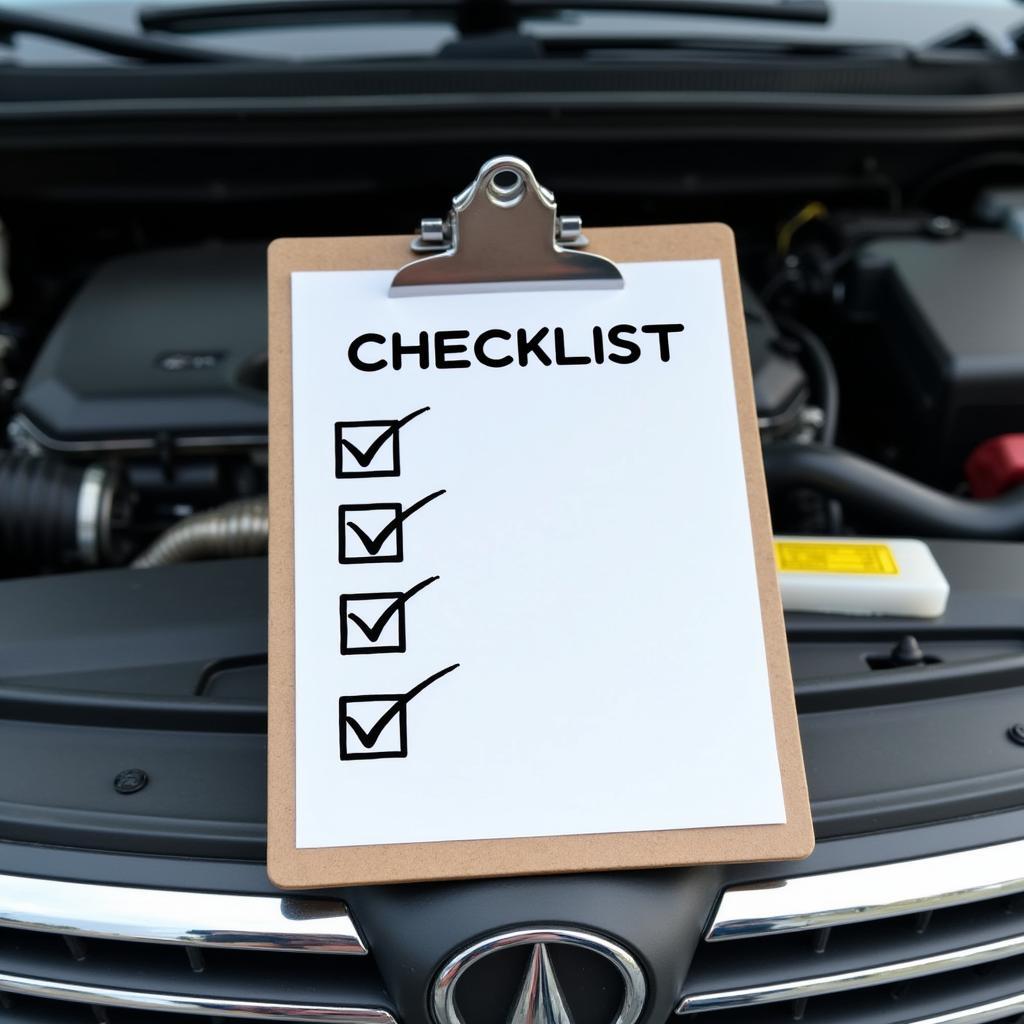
xmin=486 ymin=168 xmax=525 ymax=209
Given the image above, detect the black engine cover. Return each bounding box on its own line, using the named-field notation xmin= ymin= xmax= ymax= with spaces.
xmin=15 ymin=245 xmax=269 ymax=455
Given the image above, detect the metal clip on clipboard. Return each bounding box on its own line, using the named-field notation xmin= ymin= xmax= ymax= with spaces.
xmin=390 ymin=156 xmax=623 ymax=296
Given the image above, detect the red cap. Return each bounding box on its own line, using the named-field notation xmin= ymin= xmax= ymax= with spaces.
xmin=965 ymin=434 xmax=1024 ymax=498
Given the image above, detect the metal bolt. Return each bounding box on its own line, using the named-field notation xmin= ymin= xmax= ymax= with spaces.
xmin=418 ymin=217 xmax=447 ymax=245
xmin=927 ymin=215 xmax=960 ymax=238
xmin=556 ymin=215 xmax=582 ymax=244
xmin=1008 ymin=724 xmax=1024 ymax=747
xmin=890 ymin=634 xmax=926 ymax=667
xmin=113 ymin=768 xmax=148 ymax=794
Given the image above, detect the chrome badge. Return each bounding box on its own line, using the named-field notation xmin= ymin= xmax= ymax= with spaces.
xmin=432 ymin=926 xmax=646 ymax=1024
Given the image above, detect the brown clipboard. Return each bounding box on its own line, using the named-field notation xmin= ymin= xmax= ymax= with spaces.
xmin=267 ymin=159 xmax=813 ymax=889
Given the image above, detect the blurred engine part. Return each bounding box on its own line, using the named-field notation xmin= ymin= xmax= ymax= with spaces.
xmin=0 ymin=219 xmax=10 ymax=313
xmin=0 ymin=452 xmax=126 ymax=569
xmin=764 ymin=443 xmax=1024 ymax=540
xmin=848 ymin=230 xmax=1024 ymax=483
xmin=743 ymin=284 xmax=814 ymax=440
xmin=10 ymin=244 xmax=268 ymax=457
xmin=133 ymin=495 xmax=267 ymax=568
xmin=966 ymin=434 xmax=1024 ymax=498
xmin=772 ymin=313 xmax=838 ymax=445
xmin=976 ymin=187 xmax=1024 ymax=240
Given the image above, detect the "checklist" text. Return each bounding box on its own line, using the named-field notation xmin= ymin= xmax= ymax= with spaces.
xmin=347 ymin=323 xmax=685 ymax=372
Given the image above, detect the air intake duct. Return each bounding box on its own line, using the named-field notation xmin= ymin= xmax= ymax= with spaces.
xmin=0 ymin=453 xmax=123 ymax=570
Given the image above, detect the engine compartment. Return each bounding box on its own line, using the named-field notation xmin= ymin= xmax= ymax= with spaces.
xmin=2 ymin=162 xmax=1024 ymax=575
xmin=1 ymin=111 xmax=1024 ymax=886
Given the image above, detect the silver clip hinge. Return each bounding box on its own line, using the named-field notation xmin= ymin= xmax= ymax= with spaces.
xmin=391 ymin=156 xmax=621 ymax=295
xmin=411 ymin=213 xmax=588 ymax=253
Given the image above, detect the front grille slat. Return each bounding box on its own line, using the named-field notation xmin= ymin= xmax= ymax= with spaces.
xmin=909 ymin=991 xmax=1024 ymax=1024
xmin=680 ymin=928 xmax=1024 ymax=1012
xmin=0 ymin=968 xmax=395 ymax=1023
xmin=706 ymin=838 xmax=1024 ymax=942
xmin=682 ymin=953 xmax=1024 ymax=1024
xmin=681 ymin=838 xmax=1024 ymax=1024
xmin=0 ymin=872 xmax=392 ymax=1024
xmin=0 ymin=874 xmax=366 ymax=956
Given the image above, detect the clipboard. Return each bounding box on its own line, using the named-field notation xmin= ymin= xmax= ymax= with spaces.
xmin=267 ymin=157 xmax=813 ymax=888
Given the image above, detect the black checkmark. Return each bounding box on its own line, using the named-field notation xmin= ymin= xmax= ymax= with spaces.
xmin=346 ymin=575 xmax=439 ymax=645
xmin=341 ymin=663 xmax=460 ymax=753
xmin=337 ymin=406 xmax=430 ymax=472
xmin=345 ymin=490 xmax=445 ymax=557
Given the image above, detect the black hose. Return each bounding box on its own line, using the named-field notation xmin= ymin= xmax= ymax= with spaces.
xmin=0 ymin=453 xmax=119 ymax=569
xmin=776 ymin=315 xmax=839 ymax=445
xmin=763 ymin=443 xmax=1024 ymax=540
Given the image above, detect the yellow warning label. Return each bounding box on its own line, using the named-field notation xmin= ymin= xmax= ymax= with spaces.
xmin=775 ymin=541 xmax=899 ymax=576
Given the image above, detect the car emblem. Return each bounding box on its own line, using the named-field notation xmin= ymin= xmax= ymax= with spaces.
xmin=432 ymin=926 xmax=647 ymax=1024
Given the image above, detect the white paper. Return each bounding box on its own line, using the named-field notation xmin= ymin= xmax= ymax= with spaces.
xmin=290 ymin=259 xmax=786 ymax=849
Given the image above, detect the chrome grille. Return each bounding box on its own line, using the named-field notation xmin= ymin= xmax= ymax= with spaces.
xmin=679 ymin=838 xmax=1024 ymax=1024
xmin=0 ymin=873 xmax=395 ymax=1023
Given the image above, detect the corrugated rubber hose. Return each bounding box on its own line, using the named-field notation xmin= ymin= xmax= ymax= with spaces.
xmin=763 ymin=443 xmax=1024 ymax=540
xmin=132 ymin=496 xmax=268 ymax=568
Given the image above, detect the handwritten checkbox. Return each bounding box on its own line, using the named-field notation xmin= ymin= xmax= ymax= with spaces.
xmin=338 ymin=490 xmax=445 ymax=565
xmin=340 ymin=696 xmax=408 ymax=758
xmin=340 ymin=576 xmax=439 ymax=655
xmin=339 ymin=664 xmax=460 ymax=761
xmin=335 ymin=407 xmax=430 ymax=479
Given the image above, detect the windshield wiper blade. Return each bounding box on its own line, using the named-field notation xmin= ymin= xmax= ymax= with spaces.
xmin=141 ymin=0 xmax=828 ymax=35
xmin=543 ymin=34 xmax=908 ymax=60
xmin=0 ymin=3 xmax=256 ymax=62
xmin=530 ymin=0 xmax=826 ymax=21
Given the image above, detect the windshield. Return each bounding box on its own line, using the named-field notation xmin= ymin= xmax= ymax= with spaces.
xmin=0 ymin=0 xmax=1021 ymax=65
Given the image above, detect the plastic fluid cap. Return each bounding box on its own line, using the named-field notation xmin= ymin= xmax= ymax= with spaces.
xmin=965 ymin=434 xmax=1024 ymax=498
xmin=775 ymin=536 xmax=950 ymax=618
